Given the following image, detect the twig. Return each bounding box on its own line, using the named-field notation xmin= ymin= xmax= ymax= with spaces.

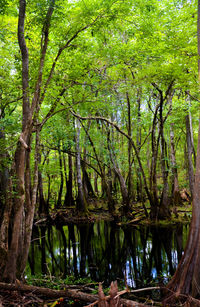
xmin=130 ymin=287 xmax=160 ymax=293
xmin=114 ymin=289 xmax=129 ymax=299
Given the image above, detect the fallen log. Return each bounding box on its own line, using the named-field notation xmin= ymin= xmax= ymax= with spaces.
xmin=0 ymin=282 xmax=151 ymax=306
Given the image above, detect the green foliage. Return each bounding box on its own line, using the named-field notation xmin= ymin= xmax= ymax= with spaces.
xmin=25 ymin=273 xmax=95 ymax=290
xmin=1 ymin=0 xmax=199 ymax=209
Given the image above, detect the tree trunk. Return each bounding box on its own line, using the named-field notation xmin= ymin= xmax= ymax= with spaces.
xmin=56 ymin=144 xmax=64 ymax=208
xmin=163 ymin=2 xmax=200 ymax=302
xmin=126 ymin=92 xmax=134 ymax=202
xmin=149 ymin=103 xmax=160 ymax=219
xmin=75 ymin=119 xmax=87 ymax=213
xmin=64 ymin=153 xmax=75 ymax=207
xmin=136 ymin=90 xmax=143 ymax=202
xmin=164 ymin=118 xmax=200 ymax=303
xmin=1 ymin=0 xmax=55 ymax=283
xmin=38 ymin=151 xmax=48 ymax=216
xmin=107 ymin=129 xmax=130 ymax=214
xmin=79 ymin=117 xmax=115 ymax=212
xmin=82 ymin=167 xmax=96 ymax=198
xmin=185 ymin=112 xmax=195 ymax=199
xmin=94 ymin=172 xmax=99 ymax=195
xmin=170 ymin=123 xmax=182 ymax=206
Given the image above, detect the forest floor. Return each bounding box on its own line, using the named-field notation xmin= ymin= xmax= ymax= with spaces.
xmin=36 ymin=199 xmax=192 ymax=227
xmin=0 ymin=278 xmax=166 ymax=307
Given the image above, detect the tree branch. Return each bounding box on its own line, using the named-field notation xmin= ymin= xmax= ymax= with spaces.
xmin=69 ymin=110 xmax=153 ymax=204
xmin=39 ymin=15 xmax=102 ymax=105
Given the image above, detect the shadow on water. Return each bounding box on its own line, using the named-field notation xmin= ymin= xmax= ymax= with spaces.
xmin=28 ymin=221 xmax=189 ymax=288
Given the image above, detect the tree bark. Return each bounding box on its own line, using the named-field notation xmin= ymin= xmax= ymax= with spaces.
xmin=163 ymin=2 xmax=200 ymax=302
xmin=75 ymin=119 xmax=87 ymax=213
xmin=126 ymin=92 xmax=134 ymax=202
xmin=1 ymin=0 xmax=55 ymax=283
xmin=170 ymin=123 xmax=182 ymax=206
xmin=185 ymin=111 xmax=195 ymax=199
xmin=107 ymin=128 xmax=130 ymax=214
xmin=64 ymin=152 xmax=75 ymax=207
xmin=56 ymin=144 xmax=64 ymax=208
xmin=164 ymin=119 xmax=200 ymax=303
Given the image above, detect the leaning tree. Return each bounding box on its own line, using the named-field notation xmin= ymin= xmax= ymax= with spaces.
xmin=0 ymin=0 xmax=120 ymax=283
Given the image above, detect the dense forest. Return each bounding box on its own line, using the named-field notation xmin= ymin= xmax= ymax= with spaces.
xmin=1 ymin=0 xmax=200 ymax=305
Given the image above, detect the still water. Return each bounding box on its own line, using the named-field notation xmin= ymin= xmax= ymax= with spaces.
xmin=28 ymin=221 xmax=189 ymax=288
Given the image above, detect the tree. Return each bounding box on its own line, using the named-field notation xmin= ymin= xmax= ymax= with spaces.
xmin=163 ymin=0 xmax=200 ymax=303
xmin=1 ymin=0 xmax=133 ymax=282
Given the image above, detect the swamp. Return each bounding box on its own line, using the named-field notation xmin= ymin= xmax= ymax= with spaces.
xmin=1 ymin=0 xmax=200 ymax=305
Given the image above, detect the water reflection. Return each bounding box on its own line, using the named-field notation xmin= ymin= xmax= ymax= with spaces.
xmin=28 ymin=222 xmax=189 ymax=288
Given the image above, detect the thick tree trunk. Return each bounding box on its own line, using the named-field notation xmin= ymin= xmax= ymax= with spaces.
xmin=164 ymin=3 xmax=200 ymax=302
xmin=82 ymin=167 xmax=96 ymax=198
xmin=164 ymin=118 xmax=200 ymax=303
xmin=1 ymin=0 xmax=55 ymax=283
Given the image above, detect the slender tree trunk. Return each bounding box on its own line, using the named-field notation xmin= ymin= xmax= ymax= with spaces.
xmin=126 ymin=92 xmax=134 ymax=202
xmin=75 ymin=119 xmax=87 ymax=213
xmin=170 ymin=123 xmax=182 ymax=205
xmin=107 ymin=129 xmax=130 ymax=214
xmin=185 ymin=112 xmax=195 ymax=199
xmin=56 ymin=144 xmax=64 ymax=208
xmin=79 ymin=117 xmax=115 ymax=212
xmin=64 ymin=153 xmax=75 ymax=207
xmin=149 ymin=104 xmax=160 ymax=219
xmin=136 ymin=90 xmax=143 ymax=201
xmin=94 ymin=172 xmax=99 ymax=195
xmin=159 ymin=96 xmax=171 ymax=218
xmin=38 ymin=151 xmax=48 ymax=215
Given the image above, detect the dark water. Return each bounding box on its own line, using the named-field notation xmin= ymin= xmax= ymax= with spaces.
xmin=27 ymin=221 xmax=189 ymax=288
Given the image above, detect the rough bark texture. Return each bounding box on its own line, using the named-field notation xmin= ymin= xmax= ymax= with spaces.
xmin=164 ymin=120 xmax=200 ymax=304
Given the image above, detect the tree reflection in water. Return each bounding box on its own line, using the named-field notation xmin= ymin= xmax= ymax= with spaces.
xmin=28 ymin=222 xmax=188 ymax=287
